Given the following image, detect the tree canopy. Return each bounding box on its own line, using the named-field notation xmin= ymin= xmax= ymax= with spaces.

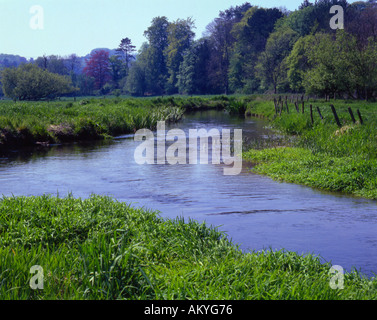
xmin=1 ymin=64 xmax=74 ymax=100
xmin=2 ymin=0 xmax=377 ymax=100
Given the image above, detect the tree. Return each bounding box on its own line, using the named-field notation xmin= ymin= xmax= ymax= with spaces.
xmin=229 ymin=7 xmax=284 ymax=93
xmin=346 ymin=1 xmax=377 ymax=47
xmin=109 ymin=55 xmax=124 ymax=89
xmin=83 ymin=50 xmax=111 ymax=90
xmin=165 ymin=18 xmax=196 ymax=94
xmin=1 ymin=64 xmax=74 ymax=100
xmin=256 ymin=27 xmax=298 ymax=93
xmin=299 ymin=0 xmax=313 ymax=9
xmin=205 ymin=2 xmax=253 ymax=94
xmin=125 ymin=43 xmax=149 ymax=96
xmin=143 ymin=16 xmax=170 ymax=95
xmin=47 ymin=55 xmax=68 ymax=75
xmin=177 ymin=48 xmax=196 ymax=95
xmin=286 ymin=35 xmax=315 ymax=92
xmin=116 ymin=37 xmax=136 ymax=77
xmin=302 ymin=31 xmax=353 ymax=99
xmin=76 ymin=74 xmax=95 ymax=96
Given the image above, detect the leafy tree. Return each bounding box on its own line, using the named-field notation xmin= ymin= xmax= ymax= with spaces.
xmin=34 ymin=55 xmax=68 ymax=75
xmin=229 ymin=7 xmax=284 ymax=93
xmin=143 ymin=16 xmax=170 ymax=95
xmin=116 ymin=37 xmax=136 ymax=77
xmin=286 ymin=35 xmax=315 ymax=92
xmin=205 ymin=2 xmax=252 ymax=94
xmin=281 ymin=0 xmax=348 ymax=37
xmin=1 ymin=64 xmax=74 ymax=100
xmin=125 ymin=43 xmax=149 ymax=96
xmin=346 ymin=1 xmax=377 ymax=47
xmin=126 ymin=61 xmax=147 ymax=96
xmin=302 ymin=31 xmax=353 ymax=99
xmin=83 ymin=50 xmax=111 ymax=90
xmin=76 ymin=74 xmax=95 ymax=96
xmin=109 ymin=55 xmax=124 ymax=89
xmin=47 ymin=55 xmax=69 ymax=75
xmin=256 ymin=27 xmax=298 ymax=93
xmin=165 ymin=18 xmax=196 ymax=94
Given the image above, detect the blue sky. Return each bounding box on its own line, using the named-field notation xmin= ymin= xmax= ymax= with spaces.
xmin=0 ymin=0 xmax=334 ymax=59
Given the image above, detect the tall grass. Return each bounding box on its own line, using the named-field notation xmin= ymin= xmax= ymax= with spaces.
xmin=0 ymin=194 xmax=376 ymax=300
xmin=244 ymin=98 xmax=377 ymax=199
xmin=0 ymin=97 xmax=189 ymax=147
xmin=0 ymin=95 xmax=253 ymax=149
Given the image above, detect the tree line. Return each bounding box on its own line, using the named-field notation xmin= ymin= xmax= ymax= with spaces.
xmin=1 ymin=0 xmax=377 ymax=100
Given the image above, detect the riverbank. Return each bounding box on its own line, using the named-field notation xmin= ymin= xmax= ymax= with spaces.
xmin=0 ymin=96 xmax=238 ymax=152
xmin=244 ymin=98 xmax=377 ymax=200
xmin=0 ymin=194 xmax=376 ymax=300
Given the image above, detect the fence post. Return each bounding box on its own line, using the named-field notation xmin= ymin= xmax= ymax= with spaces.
xmin=317 ymin=106 xmax=324 ymax=120
xmin=295 ymin=102 xmax=300 ymax=113
xmin=348 ymin=107 xmax=356 ymax=124
xmin=285 ymin=100 xmax=289 ymax=114
xmin=330 ymin=104 xmax=341 ymax=127
xmin=310 ymin=104 xmax=314 ymax=124
xmin=357 ymin=109 xmax=364 ymax=125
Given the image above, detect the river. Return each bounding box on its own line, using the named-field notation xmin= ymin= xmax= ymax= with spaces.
xmin=0 ymin=109 xmax=376 ymax=276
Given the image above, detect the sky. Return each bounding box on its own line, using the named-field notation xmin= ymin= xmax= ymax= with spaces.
xmin=0 ymin=0 xmax=347 ymax=59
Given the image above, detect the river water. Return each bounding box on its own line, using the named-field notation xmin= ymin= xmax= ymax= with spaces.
xmin=1 ymin=110 xmax=376 ymax=276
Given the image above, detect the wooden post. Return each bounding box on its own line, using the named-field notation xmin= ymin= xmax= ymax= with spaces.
xmin=348 ymin=107 xmax=356 ymax=124
xmin=294 ymin=102 xmax=300 ymax=113
xmin=330 ymin=104 xmax=341 ymax=127
xmin=285 ymin=100 xmax=289 ymax=114
xmin=302 ymin=101 xmax=305 ymax=114
xmin=317 ymin=106 xmax=324 ymax=120
xmin=274 ymin=98 xmax=278 ymax=115
xmin=310 ymin=104 xmax=314 ymax=124
xmin=357 ymin=109 xmax=364 ymax=125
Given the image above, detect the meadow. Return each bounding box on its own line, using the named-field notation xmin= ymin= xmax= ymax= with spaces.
xmin=0 ymin=96 xmax=235 ymax=149
xmin=244 ymin=97 xmax=377 ymax=199
xmin=1 ymin=194 xmax=376 ymax=300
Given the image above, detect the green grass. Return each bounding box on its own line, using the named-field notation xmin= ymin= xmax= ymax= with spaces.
xmin=0 ymin=96 xmax=234 ymax=148
xmin=0 ymin=194 xmax=376 ymax=300
xmin=244 ymin=147 xmax=377 ymax=199
xmin=244 ymin=97 xmax=377 ymax=199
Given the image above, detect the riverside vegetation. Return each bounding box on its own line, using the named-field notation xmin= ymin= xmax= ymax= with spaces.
xmin=0 ymin=194 xmax=376 ymax=300
xmin=0 ymin=96 xmax=231 ymax=150
xmin=244 ymin=97 xmax=377 ymax=200
xmin=1 ymin=95 xmax=376 ymax=300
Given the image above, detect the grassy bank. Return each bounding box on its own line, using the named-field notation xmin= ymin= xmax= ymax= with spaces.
xmin=0 ymin=194 xmax=376 ymax=300
xmin=244 ymin=98 xmax=377 ymax=200
xmin=0 ymin=95 xmax=238 ymax=150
